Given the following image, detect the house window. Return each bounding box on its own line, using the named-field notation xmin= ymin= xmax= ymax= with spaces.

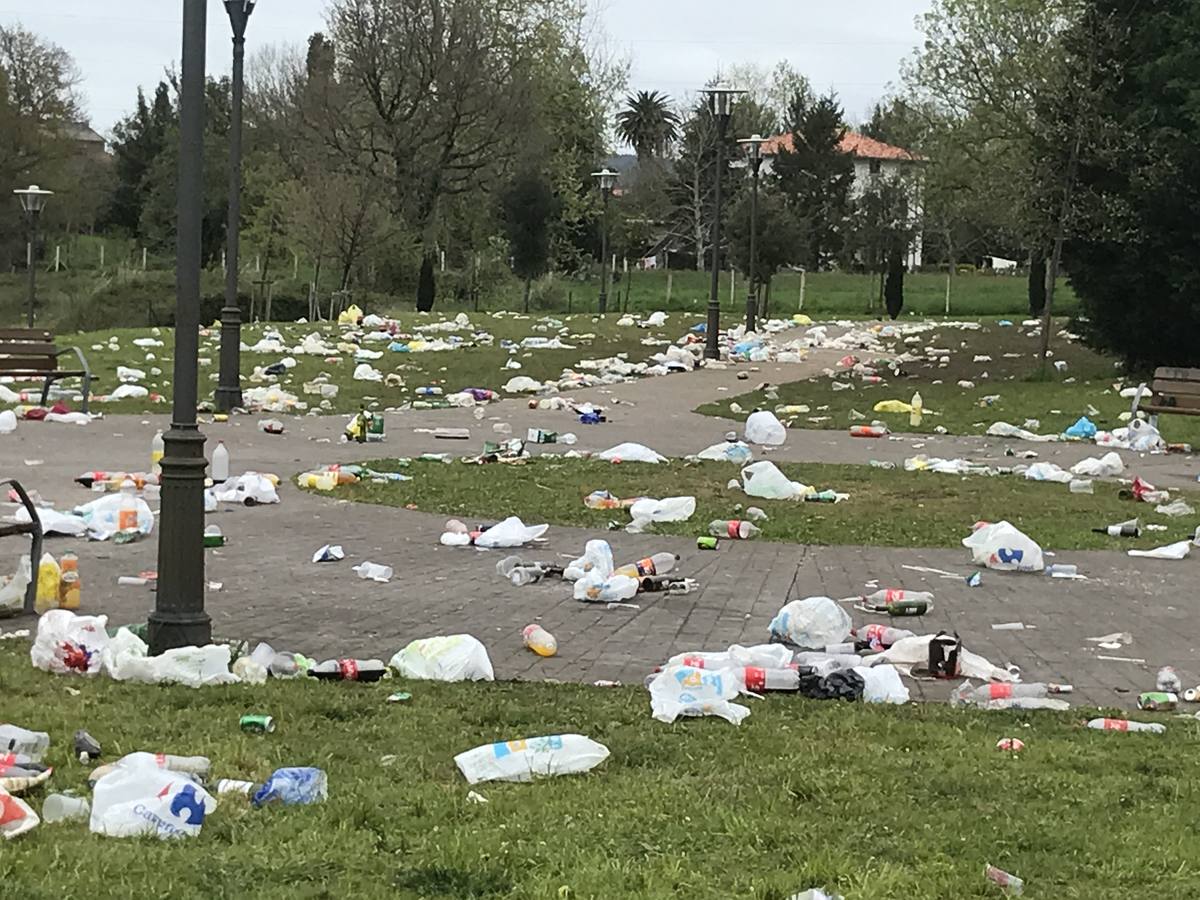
xmin=868 ymin=159 xmax=882 ymax=175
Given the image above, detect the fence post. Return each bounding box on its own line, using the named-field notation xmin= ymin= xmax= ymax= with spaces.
xmin=666 ymin=270 xmax=673 ymax=305
xmin=99 ymin=243 xmax=105 ymax=269
xmin=141 ymin=247 xmax=147 ymax=270
xmin=799 ymin=270 xmax=806 ymax=311
xmin=54 ymin=246 xmax=61 ymax=272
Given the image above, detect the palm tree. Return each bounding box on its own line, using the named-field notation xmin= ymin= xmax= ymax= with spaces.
xmin=615 ymin=91 xmax=680 ymax=160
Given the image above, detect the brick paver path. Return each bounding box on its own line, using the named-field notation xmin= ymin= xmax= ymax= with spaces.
xmin=2 ymin=352 xmax=1196 ymax=711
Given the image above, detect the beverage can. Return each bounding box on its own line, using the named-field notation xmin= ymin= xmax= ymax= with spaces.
xmin=1137 ymin=692 xmax=1177 ymax=711
xmin=239 ymin=714 xmax=276 ymax=734
xmin=696 ymin=536 xmax=718 ymax=550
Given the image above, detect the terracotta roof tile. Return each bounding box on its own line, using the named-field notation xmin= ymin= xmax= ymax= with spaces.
xmin=761 ymin=129 xmax=924 ymax=162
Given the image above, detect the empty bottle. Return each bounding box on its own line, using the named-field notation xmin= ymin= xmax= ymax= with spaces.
xmin=1087 ymin=718 xmax=1166 ymax=734
xmin=909 ymin=391 xmax=923 ymax=428
xmin=523 ymin=624 xmax=558 ymax=657
xmin=956 ymin=682 xmax=1073 ymax=706
xmin=1156 ymin=666 xmax=1182 ymax=693
xmin=1044 ymin=563 xmax=1078 ymax=577
xmin=740 ymin=667 xmax=801 ymax=692
xmin=252 ymin=767 xmax=328 ymax=807
xmin=850 ymin=424 xmax=888 ymax=438
xmin=58 ymin=550 xmax=80 ymax=610
xmin=309 ymin=659 xmax=387 ymax=682
xmin=856 ymin=624 xmax=915 ymax=651
xmin=984 ymin=865 xmax=1024 ymax=896
xmin=1094 ymin=519 xmax=1140 ymax=537
xmin=860 ymin=589 xmax=933 ymax=616
xmin=117 ymin=479 xmax=139 ymax=533
xmin=211 ymin=441 xmax=230 ymax=482
xmin=88 ymin=751 xmax=211 ymax=783
xmin=150 ymin=430 xmax=165 ymax=475
xmin=1069 ymin=479 xmax=1094 ymax=494
xmin=614 ymin=553 xmax=680 ymax=579
xmin=35 ymin=553 xmax=61 ymax=615
xmin=709 ymin=520 xmax=761 ymax=540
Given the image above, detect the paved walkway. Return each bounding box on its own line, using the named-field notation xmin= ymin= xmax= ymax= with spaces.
xmin=2 ymin=356 xmax=1197 ymax=712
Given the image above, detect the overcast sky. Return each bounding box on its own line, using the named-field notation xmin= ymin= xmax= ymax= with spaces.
xmin=2 ymin=0 xmax=932 ymax=136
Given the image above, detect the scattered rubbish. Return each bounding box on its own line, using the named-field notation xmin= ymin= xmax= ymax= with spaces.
xmin=741 ymin=460 xmax=809 ymax=500
xmin=596 ymin=442 xmax=666 ymax=464
xmin=769 ymin=597 xmax=852 ymax=649
xmin=1137 ymin=692 xmax=1178 ymax=711
xmin=1157 ymin=666 xmax=1182 ymax=693
xmin=1128 ymin=541 xmax=1191 ymax=561
xmin=696 ymin=536 xmax=719 ymax=550
xmin=963 ymin=521 xmax=1044 ymax=572
xmin=1096 ymin=655 xmax=1147 ymax=664
xmin=1044 ymin=564 xmax=1079 ymax=578
xmin=0 ymin=786 xmax=39 ymax=838
xmin=1068 ymin=479 xmax=1094 ymax=494
xmin=709 ymin=520 xmax=761 ymax=540
xmin=1070 ymin=452 xmax=1123 ymax=478
xmin=985 ymin=864 xmax=1025 ymax=896
xmin=627 ymin=497 xmax=696 ymax=530
xmin=996 ymin=738 xmax=1026 ymax=753
xmin=744 ymin=410 xmax=787 ymax=446
xmin=966 ymin=572 xmax=982 ymax=588
xmin=312 ymin=544 xmax=345 ymax=563
xmin=42 ymin=792 xmax=90 ymax=824
xmin=992 ymin=622 xmax=1036 ymax=631
xmin=1094 ymin=519 xmax=1140 ymax=538
xmin=387 ymin=692 xmax=412 ymax=703
xmin=455 ymin=734 xmax=610 ymax=784
xmin=523 ymin=624 xmax=557 ymax=657
xmin=309 ymin=659 xmax=386 ymax=682
xmin=240 ymin=715 xmax=276 ymax=734
xmin=1155 ymin=499 xmax=1195 ymax=518
xmin=649 ymin=665 xmax=751 ymax=725
xmin=258 ymin=418 xmax=285 ymax=434
xmin=857 ymin=589 xmax=933 ymax=617
xmin=252 ymin=767 xmax=328 ymax=807
xmin=849 ymin=424 xmax=888 ymax=438
xmin=389 ymin=635 xmax=495 ymax=682
xmin=466 ymin=790 xmax=489 ymax=805
xmin=353 ymin=562 xmax=393 ymax=583
xmin=90 ymin=756 xmax=218 ymax=838
xmin=1087 ymin=631 xmax=1132 ymax=646
xmin=1087 ymin=718 xmax=1165 ymax=734
xmin=74 ymin=730 xmax=102 ymax=762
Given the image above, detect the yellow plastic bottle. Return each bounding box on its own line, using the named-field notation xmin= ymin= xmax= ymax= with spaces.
xmin=35 ymin=553 xmax=61 ymax=615
xmin=909 ymin=391 xmax=924 ymax=428
xmin=522 ymin=624 xmax=558 ymax=658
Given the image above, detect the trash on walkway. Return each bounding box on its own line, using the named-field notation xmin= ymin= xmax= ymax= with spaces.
xmin=963 ymin=521 xmax=1044 ymax=572
xmin=471 ymin=517 xmax=550 ymax=549
xmin=1070 ymin=452 xmax=1123 ymax=478
xmin=1128 ymin=541 xmax=1191 ymax=561
xmin=523 ymin=624 xmax=557 ymax=657
xmin=987 ymin=421 xmax=1059 ymax=442
xmin=1086 ymin=631 xmax=1132 ymax=648
xmin=1064 ymin=416 xmax=1097 ymax=439
xmin=209 ymin=473 xmax=280 ymax=506
xmin=743 ymin=410 xmax=787 ymax=446
xmin=649 ymin=665 xmax=751 ymax=725
xmin=455 ymin=734 xmax=610 ymax=784
xmin=769 ymin=597 xmax=852 ymax=650
xmin=627 ymin=496 xmax=696 ymax=531
xmin=353 ymin=562 xmax=393 ymax=582
xmin=1157 ymin=666 xmax=1182 ymax=692
xmin=312 ymin=544 xmax=345 ymax=563
xmin=389 ymin=634 xmax=495 ymax=682
xmin=252 ymin=768 xmax=328 ymax=807
xmin=0 ymin=555 xmax=31 ymax=616
xmin=865 ymin=634 xmax=1018 ymax=682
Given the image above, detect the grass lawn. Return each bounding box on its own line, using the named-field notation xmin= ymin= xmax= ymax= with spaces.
xmin=34 ymin=313 xmax=700 ymax=417
xmin=2 ymin=642 xmax=1196 ymax=899
xmin=699 ymin=319 xmax=1200 ymax=446
xmin=309 ymin=458 xmax=1200 ymax=553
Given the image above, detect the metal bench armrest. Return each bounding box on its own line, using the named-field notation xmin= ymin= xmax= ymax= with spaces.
xmin=54 ymin=345 xmax=91 ymax=378
xmin=0 ymin=477 xmax=43 ymax=614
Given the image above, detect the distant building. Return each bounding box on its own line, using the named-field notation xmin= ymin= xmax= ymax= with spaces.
xmin=57 ymin=122 xmax=109 ymax=163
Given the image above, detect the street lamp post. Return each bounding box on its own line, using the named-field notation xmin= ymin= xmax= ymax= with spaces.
xmin=215 ymin=0 xmax=257 ymax=413
xmin=13 ymin=185 xmax=53 ymax=327
xmin=701 ymin=82 xmax=745 ymax=360
xmin=738 ymin=134 xmax=766 ymax=335
xmin=150 ymin=0 xmax=211 ymax=654
xmin=592 ymin=169 xmax=618 ymax=314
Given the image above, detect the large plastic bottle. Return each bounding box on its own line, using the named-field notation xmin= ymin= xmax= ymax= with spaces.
xmin=58 ymin=550 xmax=80 ymax=610
xmin=34 ymin=553 xmax=61 ymax=615
xmin=614 ymin=553 xmax=680 ymax=579
xmin=1086 ymin=718 xmax=1166 ymax=734
xmin=523 ymin=624 xmax=558 ymax=657
xmin=0 ymin=724 xmax=51 ymax=760
xmin=211 ymin=441 xmax=230 ymax=482
xmin=308 ymin=659 xmax=387 ymax=682
xmin=955 ymin=682 xmax=1073 ymax=706
xmin=117 ymin=478 xmax=139 ymax=533
xmin=909 ymin=391 xmax=923 ymax=428
xmin=150 ymin=430 xmax=164 ymax=475
xmin=856 ymin=624 xmax=915 ymax=651
xmin=709 ymin=520 xmax=761 ymax=540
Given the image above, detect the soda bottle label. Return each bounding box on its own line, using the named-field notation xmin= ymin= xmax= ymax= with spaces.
xmin=337 ymin=659 xmax=359 ymax=681
xmin=1101 ymin=718 xmax=1128 ymax=731
xmin=743 ymin=667 xmax=766 ymax=692
xmin=883 ymin=589 xmax=903 ymax=603
xmin=988 ymin=683 xmax=1014 ymax=700
xmin=727 ymin=521 xmax=743 ymax=539
xmin=635 ymin=558 xmax=656 ymax=577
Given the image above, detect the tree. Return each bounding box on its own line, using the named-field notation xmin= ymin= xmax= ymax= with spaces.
xmin=1056 ymin=1 xmax=1191 ymax=369
xmin=847 ymin=174 xmax=920 ymax=317
xmin=725 ymin=60 xmax=812 ymax=135
xmin=615 ymin=90 xmax=679 ymax=160
xmin=106 ymin=82 xmax=172 ymax=235
xmin=500 ymin=170 xmax=559 ymax=312
xmin=725 ymin=187 xmax=801 ymax=317
xmin=772 ymin=91 xmax=854 ymax=269
xmin=667 ymin=97 xmax=742 ymax=270
xmin=0 ymin=24 xmax=82 ymax=121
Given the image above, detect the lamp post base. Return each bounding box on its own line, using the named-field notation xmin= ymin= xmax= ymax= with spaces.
xmin=214 ymin=306 xmax=243 ymax=412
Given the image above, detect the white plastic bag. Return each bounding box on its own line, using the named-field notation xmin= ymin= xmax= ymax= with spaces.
xmin=1129 ymin=541 xmax=1191 ymax=561
xmin=454 ymin=734 xmax=609 ymax=784
xmin=502 ymin=376 xmax=544 ymax=393
xmin=742 ymin=461 xmax=809 ymax=500
xmin=962 ymin=521 xmax=1045 ymax=572
xmin=30 ymin=610 xmax=109 ymax=675
xmin=865 ymin=635 xmax=1017 ymax=683
xmin=744 ymin=410 xmax=787 ymax=446
xmin=389 ymin=634 xmax=495 ymax=682
xmin=0 ymin=554 xmax=31 ymax=615
xmin=90 ymin=761 xmax=217 ymax=839
xmin=73 ymin=493 xmax=155 ymax=540
xmin=854 ymin=665 xmax=910 ymax=704
xmin=104 ymin=636 xmax=236 ymax=688
xmin=1071 ymin=452 xmax=1124 ymax=478
xmin=648 ymin=665 xmax=750 ymax=725
xmin=210 ymin=473 xmax=279 ymax=505
xmin=666 ymin=643 xmax=793 ymax=670
xmin=0 ymin=410 xmax=16 ymax=434
xmin=573 ymin=572 xmax=639 ymax=603
xmin=0 ymin=785 xmax=38 ymax=839
xmin=474 ymin=516 xmax=549 ymax=548
xmin=695 ymin=440 xmax=753 ymax=463
xmin=1023 ymin=462 xmax=1072 ymax=483
xmin=768 ymin=597 xmax=852 ymax=649
xmin=13 ymin=506 xmax=88 ymax=537
xmin=628 ymin=496 xmax=695 ymax=524
xmin=352 ymin=363 xmax=382 ymax=382
xmin=1127 ymin=417 xmax=1164 ymax=452
xmin=597 ymin=442 xmax=666 ymax=464
xmin=564 ymin=540 xmax=613 ymax=582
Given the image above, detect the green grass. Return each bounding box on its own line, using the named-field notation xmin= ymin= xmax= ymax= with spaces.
xmin=311 ymin=458 xmax=1200 ymax=552
xmin=2 ymin=642 xmax=1198 ymax=899
xmin=700 ymin=319 xmax=1200 ymax=446
xmin=34 ymin=314 xmax=699 ymax=416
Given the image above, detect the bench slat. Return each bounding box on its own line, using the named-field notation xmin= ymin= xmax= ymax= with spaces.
xmin=1153 ymin=379 xmax=1200 ymax=397
xmin=1153 ymin=367 xmax=1200 ymax=382
xmin=0 ymin=360 xmax=57 ymax=372
xmin=1142 ymin=403 xmax=1200 ymax=416
xmin=0 ymin=329 xmax=52 ymax=341
xmin=0 ymin=341 xmax=57 ymax=356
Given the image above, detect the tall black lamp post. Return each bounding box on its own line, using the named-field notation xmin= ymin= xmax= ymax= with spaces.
xmin=592 ymin=168 xmax=618 ymax=314
xmin=150 ymin=0 xmax=211 ymax=654
xmin=13 ymin=185 xmax=53 ymax=327
xmin=215 ymin=0 xmax=256 ymax=412
xmin=738 ymin=134 xmax=765 ymax=334
xmin=701 ymin=82 xmax=744 ymax=359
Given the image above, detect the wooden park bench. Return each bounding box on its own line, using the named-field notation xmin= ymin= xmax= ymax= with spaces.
xmin=1132 ymin=367 xmax=1200 ymax=426
xmin=0 ymin=328 xmax=92 ymax=412
xmin=0 ymin=478 xmax=43 ymax=614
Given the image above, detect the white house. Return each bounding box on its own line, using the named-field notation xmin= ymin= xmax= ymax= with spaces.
xmin=759 ymin=130 xmax=926 ymax=269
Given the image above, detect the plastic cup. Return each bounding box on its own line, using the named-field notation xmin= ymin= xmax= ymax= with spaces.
xmin=42 ymin=792 xmax=90 ymax=824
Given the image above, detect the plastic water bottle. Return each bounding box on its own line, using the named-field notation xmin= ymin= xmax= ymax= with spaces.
xmin=909 ymin=391 xmax=923 ymax=428
xmin=252 ymin=767 xmax=328 ymax=807
xmin=1087 ymin=718 xmax=1166 ymax=734
xmin=849 ymin=424 xmax=888 ymax=438
xmin=1156 ymin=666 xmax=1182 ymax=693
xmin=856 ymin=624 xmax=915 ymax=650
xmin=958 ymin=682 xmax=1073 ymax=705
xmin=614 ymin=553 xmax=679 ymax=579
xmin=985 ymin=865 xmax=1024 ymax=896
xmin=453 ymin=734 xmax=610 ymax=784
xmin=709 ymin=520 xmax=761 ymax=540
xmin=151 ymin=430 xmax=164 ymax=475
xmin=1069 ymin=479 xmax=1094 ymax=494
xmin=740 ymin=667 xmax=801 ymax=692
xmin=0 ymin=725 xmax=50 ymax=761
xmin=309 ymin=659 xmax=387 ymax=682
xmin=211 ymin=441 xmax=230 ymax=482
xmin=1044 ymin=563 xmax=1078 ymax=577
xmin=523 ymin=624 xmax=558 ymax=657
xmin=117 ymin=478 xmax=139 ymax=533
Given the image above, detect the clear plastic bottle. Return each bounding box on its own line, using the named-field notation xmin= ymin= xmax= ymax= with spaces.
xmin=0 ymin=724 xmax=50 ymax=760
xmin=856 ymin=624 xmax=915 ymax=650
xmin=1044 ymin=563 xmax=1078 ymax=577
xmin=117 ymin=478 xmax=139 ymax=533
xmin=956 ymin=682 xmax=1073 ymax=705
xmin=308 ymin=659 xmax=387 ymax=682
xmin=211 ymin=441 xmax=230 ymax=482
xmin=523 ymin=624 xmax=558 ymax=657
xmin=985 ymin=864 xmax=1024 ymax=896
xmin=1086 ymin=718 xmax=1166 ymax=734
xmin=614 ymin=553 xmax=680 ymax=579
xmin=909 ymin=391 xmax=923 ymax=428
xmin=1157 ymin=666 xmax=1182 ymax=693
xmin=150 ymin=430 xmax=165 ymax=475
xmin=708 ymin=520 xmax=761 ymax=540
xmin=58 ymin=550 xmax=80 ymax=609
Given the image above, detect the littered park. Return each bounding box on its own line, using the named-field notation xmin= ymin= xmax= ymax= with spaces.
xmin=7 ymin=1 xmax=1200 ymax=894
